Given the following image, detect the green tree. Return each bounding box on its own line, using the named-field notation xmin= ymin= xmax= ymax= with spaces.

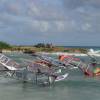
xmin=0 ymin=41 xmax=12 ymax=49
xmin=34 ymin=43 xmax=45 ymax=48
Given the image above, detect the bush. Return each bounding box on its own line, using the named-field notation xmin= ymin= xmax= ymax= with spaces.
xmin=34 ymin=43 xmax=53 ymax=48
xmin=34 ymin=43 xmax=45 ymax=48
xmin=0 ymin=41 xmax=12 ymax=49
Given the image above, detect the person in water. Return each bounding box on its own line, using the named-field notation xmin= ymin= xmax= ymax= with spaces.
xmin=37 ymin=68 xmax=41 ymax=74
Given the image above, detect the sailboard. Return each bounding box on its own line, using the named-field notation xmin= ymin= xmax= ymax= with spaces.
xmin=55 ymin=73 xmax=69 ymax=82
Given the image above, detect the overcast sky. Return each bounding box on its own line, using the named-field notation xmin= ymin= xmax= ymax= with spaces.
xmin=0 ymin=0 xmax=100 ymax=46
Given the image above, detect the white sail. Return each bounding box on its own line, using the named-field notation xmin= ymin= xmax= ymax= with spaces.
xmin=55 ymin=73 xmax=69 ymax=82
xmin=0 ymin=53 xmax=20 ymax=70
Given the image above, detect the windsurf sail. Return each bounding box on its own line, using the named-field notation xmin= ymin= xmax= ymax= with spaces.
xmin=0 ymin=53 xmax=20 ymax=70
xmin=59 ymin=55 xmax=81 ymax=68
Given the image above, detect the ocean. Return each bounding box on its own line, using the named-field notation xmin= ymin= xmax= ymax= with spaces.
xmin=0 ymin=49 xmax=100 ymax=100
xmin=64 ymin=46 xmax=100 ymax=50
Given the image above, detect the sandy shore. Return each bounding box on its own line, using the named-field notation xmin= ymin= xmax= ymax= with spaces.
xmin=38 ymin=52 xmax=100 ymax=57
xmin=2 ymin=50 xmax=100 ymax=57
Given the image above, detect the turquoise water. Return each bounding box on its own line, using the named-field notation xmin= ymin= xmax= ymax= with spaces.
xmin=0 ymin=53 xmax=100 ymax=100
xmin=64 ymin=46 xmax=100 ymax=50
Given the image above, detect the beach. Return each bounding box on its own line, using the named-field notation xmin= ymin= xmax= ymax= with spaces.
xmin=39 ymin=52 xmax=100 ymax=57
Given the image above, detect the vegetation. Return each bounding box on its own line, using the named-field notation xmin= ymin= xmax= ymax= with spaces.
xmin=34 ymin=43 xmax=53 ymax=48
xmin=0 ymin=41 xmax=88 ymax=53
xmin=63 ymin=48 xmax=87 ymax=53
xmin=0 ymin=41 xmax=12 ymax=49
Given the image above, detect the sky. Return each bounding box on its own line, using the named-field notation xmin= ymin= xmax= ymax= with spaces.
xmin=0 ymin=0 xmax=100 ymax=46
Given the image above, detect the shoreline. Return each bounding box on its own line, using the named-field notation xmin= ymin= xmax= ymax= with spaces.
xmin=1 ymin=50 xmax=100 ymax=57
xmin=38 ymin=52 xmax=100 ymax=57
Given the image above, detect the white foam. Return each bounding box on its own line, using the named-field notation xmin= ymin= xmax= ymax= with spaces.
xmin=38 ymin=52 xmax=100 ymax=57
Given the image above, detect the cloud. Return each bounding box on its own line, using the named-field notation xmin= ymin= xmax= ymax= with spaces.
xmin=63 ymin=0 xmax=100 ymax=10
xmin=0 ymin=0 xmax=100 ymax=45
